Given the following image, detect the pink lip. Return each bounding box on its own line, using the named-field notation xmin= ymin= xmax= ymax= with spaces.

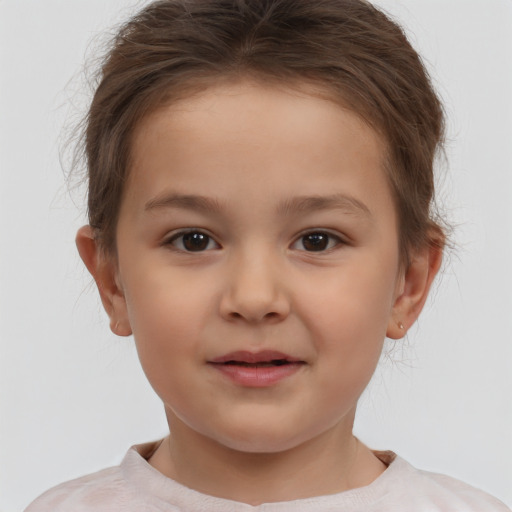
xmin=208 ymin=350 xmax=306 ymax=387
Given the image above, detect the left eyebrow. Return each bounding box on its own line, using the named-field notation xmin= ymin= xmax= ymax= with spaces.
xmin=277 ymin=194 xmax=372 ymax=218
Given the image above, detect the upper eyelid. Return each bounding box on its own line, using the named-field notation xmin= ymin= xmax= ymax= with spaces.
xmin=292 ymin=229 xmax=347 ymax=243
xmin=164 ymin=228 xmax=216 ymax=240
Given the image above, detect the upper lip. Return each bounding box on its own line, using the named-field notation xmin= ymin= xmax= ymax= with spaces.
xmin=209 ymin=350 xmax=304 ymax=364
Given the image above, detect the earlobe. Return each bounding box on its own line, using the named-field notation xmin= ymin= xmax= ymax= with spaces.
xmin=387 ymin=240 xmax=443 ymax=340
xmin=75 ymin=225 xmax=132 ymax=337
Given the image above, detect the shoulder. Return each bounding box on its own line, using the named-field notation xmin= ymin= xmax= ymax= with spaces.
xmin=23 ymin=466 xmax=135 ymax=512
xmin=23 ymin=440 xmax=165 ymax=512
xmin=379 ymin=453 xmax=511 ymax=511
xmin=415 ymin=469 xmax=511 ymax=511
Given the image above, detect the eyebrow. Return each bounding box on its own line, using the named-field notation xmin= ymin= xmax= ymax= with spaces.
xmin=144 ymin=192 xmax=372 ymax=218
xmin=144 ymin=193 xmax=223 ymax=214
xmin=277 ymin=194 xmax=372 ymax=218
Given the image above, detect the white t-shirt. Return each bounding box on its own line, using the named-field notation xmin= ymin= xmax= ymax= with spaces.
xmin=25 ymin=440 xmax=510 ymax=511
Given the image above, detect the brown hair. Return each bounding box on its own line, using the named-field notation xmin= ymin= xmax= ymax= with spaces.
xmin=84 ymin=0 xmax=445 ymax=262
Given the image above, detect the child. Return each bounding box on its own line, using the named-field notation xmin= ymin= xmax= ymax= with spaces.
xmin=24 ymin=0 xmax=511 ymax=510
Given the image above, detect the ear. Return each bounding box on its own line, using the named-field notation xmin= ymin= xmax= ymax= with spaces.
xmin=75 ymin=225 xmax=132 ymax=337
xmin=387 ymin=239 xmax=443 ymax=339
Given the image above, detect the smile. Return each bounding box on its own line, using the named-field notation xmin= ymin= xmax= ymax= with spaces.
xmin=208 ymin=350 xmax=306 ymax=387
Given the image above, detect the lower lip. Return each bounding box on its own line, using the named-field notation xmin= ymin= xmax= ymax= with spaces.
xmin=209 ymin=363 xmax=304 ymax=387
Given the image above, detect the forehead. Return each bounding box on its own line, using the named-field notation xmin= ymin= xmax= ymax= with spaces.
xmin=125 ymin=81 xmax=394 ymax=222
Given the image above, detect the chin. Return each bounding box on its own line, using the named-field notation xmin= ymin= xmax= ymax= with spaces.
xmin=211 ymin=421 xmax=316 ymax=455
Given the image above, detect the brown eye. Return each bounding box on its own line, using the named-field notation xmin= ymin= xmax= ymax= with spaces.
xmin=302 ymin=233 xmax=329 ymax=251
xmin=182 ymin=232 xmax=209 ymax=251
xmin=168 ymin=231 xmax=219 ymax=252
xmin=293 ymin=232 xmax=341 ymax=252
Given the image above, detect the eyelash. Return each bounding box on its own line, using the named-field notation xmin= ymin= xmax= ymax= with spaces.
xmin=164 ymin=230 xmax=345 ymax=253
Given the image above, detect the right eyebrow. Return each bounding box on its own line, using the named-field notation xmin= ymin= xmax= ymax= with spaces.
xmin=144 ymin=193 xmax=223 ymax=214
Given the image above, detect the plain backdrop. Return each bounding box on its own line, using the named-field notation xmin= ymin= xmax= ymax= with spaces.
xmin=1 ymin=1 xmax=511 ymax=510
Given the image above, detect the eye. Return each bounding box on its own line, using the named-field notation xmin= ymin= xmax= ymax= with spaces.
xmin=292 ymin=231 xmax=342 ymax=252
xmin=166 ymin=231 xmax=220 ymax=252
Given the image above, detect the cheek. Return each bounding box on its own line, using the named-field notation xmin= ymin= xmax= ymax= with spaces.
xmin=124 ymin=263 xmax=214 ymax=328
xmin=303 ymin=262 xmax=396 ymax=341
xmin=122 ymin=271 xmax=214 ymax=384
xmin=296 ymin=256 xmax=398 ymax=385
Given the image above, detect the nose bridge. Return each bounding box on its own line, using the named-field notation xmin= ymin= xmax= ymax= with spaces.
xmin=220 ymin=242 xmax=289 ymax=323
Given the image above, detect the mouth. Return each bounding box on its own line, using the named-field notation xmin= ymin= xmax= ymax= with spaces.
xmin=208 ymin=351 xmax=306 ymax=387
xmin=222 ymin=360 xmax=292 ymax=368
xmin=209 ymin=350 xmax=305 ymax=367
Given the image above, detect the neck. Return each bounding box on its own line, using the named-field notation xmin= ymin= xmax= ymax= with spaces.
xmin=148 ymin=410 xmax=387 ymax=505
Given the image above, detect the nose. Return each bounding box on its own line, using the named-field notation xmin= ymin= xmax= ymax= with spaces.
xmin=219 ymin=251 xmax=290 ymax=324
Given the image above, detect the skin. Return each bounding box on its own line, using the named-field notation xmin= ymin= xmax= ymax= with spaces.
xmin=77 ymin=81 xmax=442 ymax=505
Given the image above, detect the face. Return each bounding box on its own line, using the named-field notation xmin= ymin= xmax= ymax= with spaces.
xmin=111 ymin=82 xmax=405 ymax=453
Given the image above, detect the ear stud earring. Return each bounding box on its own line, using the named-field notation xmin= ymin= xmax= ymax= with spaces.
xmin=398 ymin=321 xmax=405 ymax=330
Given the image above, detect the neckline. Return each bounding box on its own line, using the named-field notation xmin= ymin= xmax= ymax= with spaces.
xmin=120 ymin=439 xmax=402 ymax=511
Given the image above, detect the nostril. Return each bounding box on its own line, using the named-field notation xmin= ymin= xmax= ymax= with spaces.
xmin=220 ymin=287 xmax=290 ymax=323
xmin=226 ymin=309 xmax=284 ymax=323
xmin=229 ymin=310 xmax=279 ymax=320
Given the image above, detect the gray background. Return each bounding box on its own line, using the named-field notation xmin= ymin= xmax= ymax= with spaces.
xmin=1 ymin=0 xmax=511 ymax=510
